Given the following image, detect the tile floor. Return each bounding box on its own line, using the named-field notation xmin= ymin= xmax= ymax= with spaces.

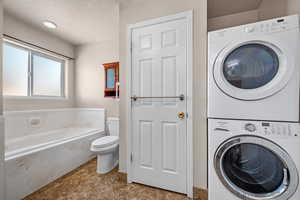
xmin=24 ymin=159 xmax=207 ymax=200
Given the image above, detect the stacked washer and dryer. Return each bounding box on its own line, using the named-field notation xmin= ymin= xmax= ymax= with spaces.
xmin=208 ymin=15 xmax=300 ymax=200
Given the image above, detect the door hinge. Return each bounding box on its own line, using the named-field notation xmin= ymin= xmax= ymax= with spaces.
xmin=130 ymin=153 xmax=133 ymax=162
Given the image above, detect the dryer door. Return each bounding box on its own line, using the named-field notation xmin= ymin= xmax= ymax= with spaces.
xmin=213 ymin=38 xmax=295 ymax=100
xmin=215 ymin=136 xmax=299 ymax=200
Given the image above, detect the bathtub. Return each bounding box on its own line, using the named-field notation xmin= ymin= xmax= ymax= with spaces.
xmin=4 ymin=108 xmax=106 ymax=200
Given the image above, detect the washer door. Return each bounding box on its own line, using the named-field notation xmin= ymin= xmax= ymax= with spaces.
xmin=215 ymin=136 xmax=299 ymax=200
xmin=213 ymin=39 xmax=295 ymax=100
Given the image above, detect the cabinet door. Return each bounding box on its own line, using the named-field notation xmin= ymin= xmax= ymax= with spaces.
xmin=103 ymin=62 xmax=119 ymax=97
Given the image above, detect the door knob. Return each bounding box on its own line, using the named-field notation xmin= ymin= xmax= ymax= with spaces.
xmin=178 ymin=112 xmax=185 ymax=119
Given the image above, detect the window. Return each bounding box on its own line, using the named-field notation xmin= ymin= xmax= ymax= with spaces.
xmin=3 ymin=43 xmax=29 ymax=96
xmin=3 ymin=41 xmax=65 ymax=97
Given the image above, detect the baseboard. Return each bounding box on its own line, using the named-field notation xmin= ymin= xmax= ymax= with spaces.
xmin=118 ymin=168 xmax=127 ymax=174
xmin=193 ymin=187 xmax=208 ymax=191
xmin=193 ymin=187 xmax=208 ymax=199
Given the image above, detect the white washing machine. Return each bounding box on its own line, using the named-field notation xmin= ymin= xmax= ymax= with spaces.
xmin=208 ymin=15 xmax=300 ymax=122
xmin=208 ymin=118 xmax=300 ymax=200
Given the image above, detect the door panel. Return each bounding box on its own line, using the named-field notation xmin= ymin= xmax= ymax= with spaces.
xmin=131 ymin=18 xmax=187 ymax=194
xmin=139 ymin=58 xmax=153 ymax=105
xmin=162 ymin=122 xmax=178 ymax=173
xmin=162 ymin=56 xmax=178 ymax=105
xmin=139 ymin=120 xmax=153 ymax=168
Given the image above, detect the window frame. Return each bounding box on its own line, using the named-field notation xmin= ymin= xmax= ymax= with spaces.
xmin=3 ymin=40 xmax=66 ymax=99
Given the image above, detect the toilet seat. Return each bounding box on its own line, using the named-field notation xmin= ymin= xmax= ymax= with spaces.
xmin=91 ymin=136 xmax=118 ymax=148
xmin=90 ymin=143 xmax=118 ymax=153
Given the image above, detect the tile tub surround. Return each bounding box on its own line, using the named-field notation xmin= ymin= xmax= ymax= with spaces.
xmin=25 ymin=159 xmax=208 ymax=200
xmin=4 ymin=108 xmax=106 ymax=200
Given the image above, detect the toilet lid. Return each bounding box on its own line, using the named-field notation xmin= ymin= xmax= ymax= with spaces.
xmin=92 ymin=136 xmax=119 ymax=148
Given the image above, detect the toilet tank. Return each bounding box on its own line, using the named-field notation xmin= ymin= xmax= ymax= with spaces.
xmin=107 ymin=117 xmax=119 ymax=136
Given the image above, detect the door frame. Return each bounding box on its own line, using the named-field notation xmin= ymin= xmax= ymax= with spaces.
xmin=126 ymin=10 xmax=194 ymax=198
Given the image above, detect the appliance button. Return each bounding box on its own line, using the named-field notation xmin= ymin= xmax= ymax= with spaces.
xmin=245 ymin=123 xmax=256 ymax=132
xmin=245 ymin=26 xmax=255 ymax=33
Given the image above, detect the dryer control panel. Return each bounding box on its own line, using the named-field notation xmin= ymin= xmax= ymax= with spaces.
xmin=243 ymin=16 xmax=299 ymax=34
xmin=209 ymin=15 xmax=299 ymax=40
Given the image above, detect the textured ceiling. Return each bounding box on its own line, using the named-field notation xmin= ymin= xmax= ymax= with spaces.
xmin=4 ymin=0 xmax=119 ymax=45
xmin=208 ymin=0 xmax=263 ymax=18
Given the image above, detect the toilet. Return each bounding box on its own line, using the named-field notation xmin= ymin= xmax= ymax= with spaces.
xmin=90 ymin=117 xmax=119 ymax=174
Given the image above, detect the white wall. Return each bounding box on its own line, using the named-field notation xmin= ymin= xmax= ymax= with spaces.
xmin=208 ymin=0 xmax=287 ymax=32
xmin=3 ymin=12 xmax=76 ymax=111
xmin=119 ymin=0 xmax=207 ymax=189
xmin=0 ymin=1 xmax=5 ymax=199
xmin=258 ymin=0 xmax=286 ymax=20
xmin=75 ymin=41 xmax=119 ymax=117
xmin=74 ymin=2 xmax=119 ymax=117
xmin=287 ymin=0 xmax=300 ymax=16
xmin=208 ymin=10 xmax=259 ymax=31
xmin=3 ymin=12 xmax=74 ymax=58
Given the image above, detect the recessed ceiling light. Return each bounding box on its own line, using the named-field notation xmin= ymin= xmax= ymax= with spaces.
xmin=43 ymin=21 xmax=57 ymax=29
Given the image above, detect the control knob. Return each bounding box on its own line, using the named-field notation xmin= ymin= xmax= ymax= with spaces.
xmin=245 ymin=123 xmax=256 ymax=132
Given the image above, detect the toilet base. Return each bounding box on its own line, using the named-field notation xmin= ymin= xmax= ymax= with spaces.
xmin=96 ymin=150 xmax=119 ymax=174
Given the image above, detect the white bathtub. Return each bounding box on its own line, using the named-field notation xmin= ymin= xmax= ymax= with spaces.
xmin=4 ymin=108 xmax=106 ymax=200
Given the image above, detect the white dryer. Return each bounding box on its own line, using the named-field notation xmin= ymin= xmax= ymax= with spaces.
xmin=208 ymin=15 xmax=300 ymax=122
xmin=208 ymin=118 xmax=300 ymax=200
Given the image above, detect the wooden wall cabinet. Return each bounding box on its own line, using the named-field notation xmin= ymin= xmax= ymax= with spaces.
xmin=103 ymin=62 xmax=119 ymax=98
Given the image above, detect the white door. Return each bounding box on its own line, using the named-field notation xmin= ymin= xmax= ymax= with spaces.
xmin=130 ymin=16 xmax=188 ymax=194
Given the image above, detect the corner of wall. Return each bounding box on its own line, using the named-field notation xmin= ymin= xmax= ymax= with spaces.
xmin=0 ymin=1 xmax=6 ymax=199
xmin=286 ymin=0 xmax=300 ymax=16
xmin=257 ymin=0 xmax=287 ymax=21
xmin=208 ymin=10 xmax=259 ymax=31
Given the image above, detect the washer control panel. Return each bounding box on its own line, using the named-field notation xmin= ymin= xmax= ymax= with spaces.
xmin=260 ymin=122 xmax=295 ymax=136
xmin=210 ymin=119 xmax=299 ymax=137
xmin=245 ymin=122 xmax=299 ymax=137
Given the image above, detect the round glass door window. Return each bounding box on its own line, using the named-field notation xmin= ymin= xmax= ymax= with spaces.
xmin=223 ymin=44 xmax=279 ymax=89
xmin=215 ymin=136 xmax=299 ymax=200
xmin=223 ymin=143 xmax=284 ymax=194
